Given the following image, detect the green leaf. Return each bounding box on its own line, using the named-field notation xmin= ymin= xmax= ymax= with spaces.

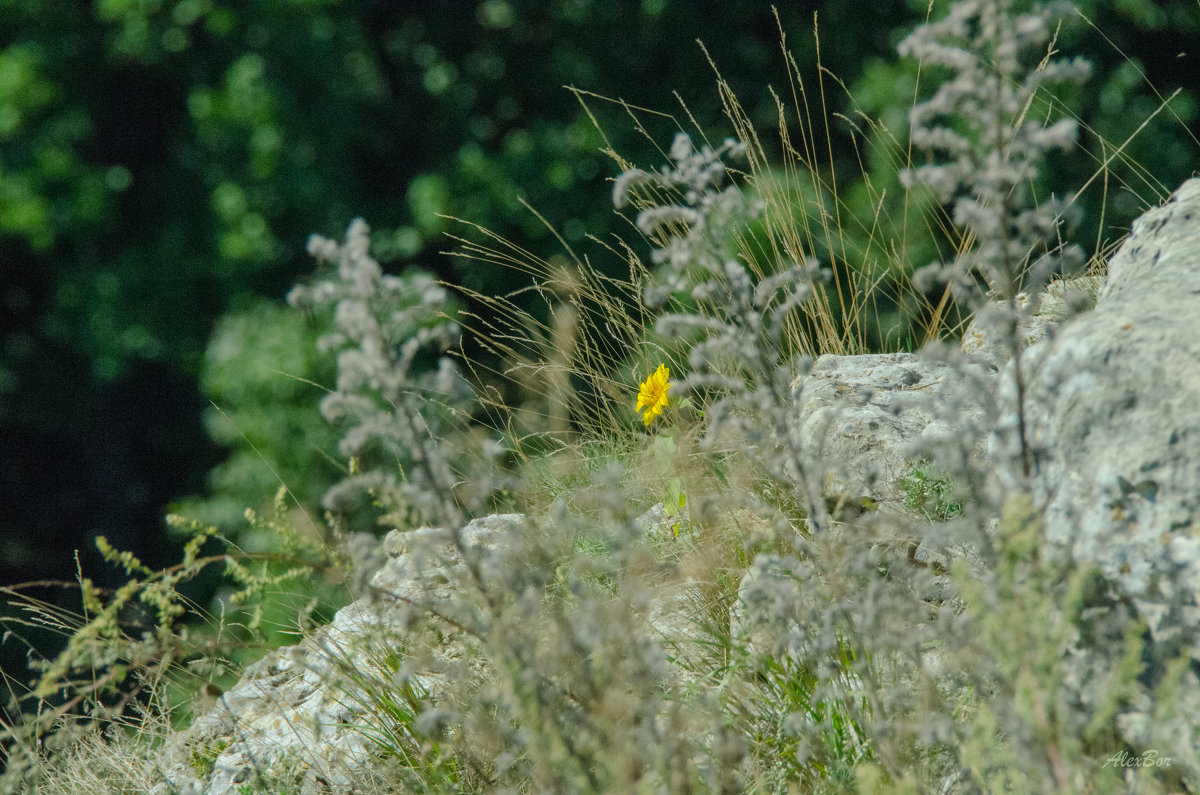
xmin=652 ymin=434 xmax=677 ymax=474
xmin=665 ymin=477 xmax=685 ymax=518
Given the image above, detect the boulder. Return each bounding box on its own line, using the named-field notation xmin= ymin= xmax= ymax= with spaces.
xmin=960 ymin=272 xmax=1103 ymax=364
xmin=152 ymin=514 xmax=523 ymax=795
xmin=791 ymin=352 xmax=993 ymax=505
xmin=1021 ymin=178 xmax=1200 ymax=772
xmin=775 ymin=181 xmax=1200 ymax=783
xmin=792 ymin=280 xmax=1098 ymax=512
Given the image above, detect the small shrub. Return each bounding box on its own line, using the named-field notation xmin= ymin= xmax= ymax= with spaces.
xmin=899 ymin=459 xmax=964 ymax=523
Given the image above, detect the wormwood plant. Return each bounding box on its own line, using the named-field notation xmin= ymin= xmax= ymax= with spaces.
xmin=901 ymin=0 xmax=1090 ymax=489
xmin=854 ymin=2 xmax=1191 ymax=790
xmin=288 ymin=218 xmax=475 ymax=529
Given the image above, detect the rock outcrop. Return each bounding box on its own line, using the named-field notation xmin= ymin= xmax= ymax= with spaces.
xmin=1021 ymin=178 xmax=1200 ymax=772
xmin=791 ymin=352 xmax=993 ymax=506
xmin=153 ymin=514 xmax=523 ymax=795
xmin=152 ymin=507 xmax=697 ymax=794
xmin=771 ymin=179 xmax=1200 ymax=784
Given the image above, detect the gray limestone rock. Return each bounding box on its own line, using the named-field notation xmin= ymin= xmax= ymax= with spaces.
xmin=792 ymin=352 xmax=993 ymax=505
xmin=1019 ymin=178 xmax=1200 ymax=774
xmin=152 ymin=514 xmax=523 ymax=795
xmin=960 ymin=273 xmax=1103 ymax=365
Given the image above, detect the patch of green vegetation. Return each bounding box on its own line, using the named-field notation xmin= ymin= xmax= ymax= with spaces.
xmin=189 ymin=738 xmax=231 ymax=779
xmin=899 ymin=459 xmax=963 ymax=522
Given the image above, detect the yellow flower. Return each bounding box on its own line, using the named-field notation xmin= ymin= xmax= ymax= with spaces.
xmin=636 ymin=363 xmax=671 ymax=426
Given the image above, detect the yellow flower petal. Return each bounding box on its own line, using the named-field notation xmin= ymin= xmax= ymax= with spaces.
xmin=636 ymin=363 xmax=671 ymax=426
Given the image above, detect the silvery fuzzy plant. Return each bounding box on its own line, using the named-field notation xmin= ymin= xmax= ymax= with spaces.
xmin=622 ymin=139 xmax=953 ymax=786
xmin=854 ymin=0 xmax=1164 ymax=789
xmin=899 ymin=3 xmax=1200 ymax=784
xmin=898 ymin=0 xmax=1091 ymax=638
xmin=897 ymin=0 xmax=1091 ymax=559
xmin=617 ymin=131 xmax=892 ymax=784
xmin=289 ymin=220 xmax=525 ymax=640
xmin=901 ymin=0 xmax=1089 ymax=487
xmin=616 ymin=131 xmax=832 ymax=533
xmin=286 ymin=224 xmax=703 ymax=791
xmin=288 ymin=218 xmax=472 ymax=530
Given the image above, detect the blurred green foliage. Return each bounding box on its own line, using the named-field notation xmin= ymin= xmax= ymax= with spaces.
xmin=179 ymin=301 xmax=337 ymax=531
xmin=0 ymin=0 xmax=912 ymax=687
